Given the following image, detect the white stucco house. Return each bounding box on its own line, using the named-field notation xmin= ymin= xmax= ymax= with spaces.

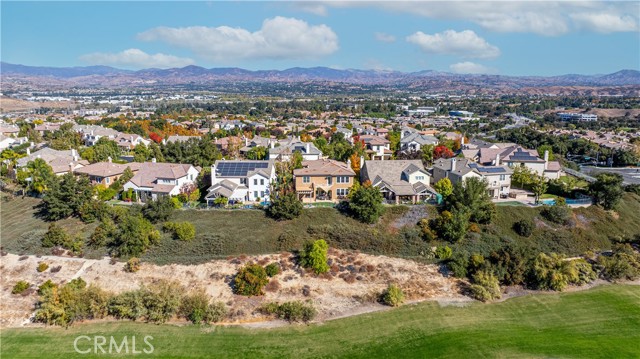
xmin=205 ymin=160 xmax=276 ymax=205
xmin=432 ymin=157 xmax=512 ymax=199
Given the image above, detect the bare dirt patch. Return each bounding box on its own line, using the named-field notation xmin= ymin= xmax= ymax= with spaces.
xmin=0 ymin=249 xmax=467 ymax=328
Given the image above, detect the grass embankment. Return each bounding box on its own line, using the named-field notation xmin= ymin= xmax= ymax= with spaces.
xmin=3 ymin=193 xmax=640 ymax=264
xmin=2 ymin=284 xmax=639 ymax=358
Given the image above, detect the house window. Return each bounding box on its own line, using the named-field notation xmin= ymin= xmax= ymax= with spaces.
xmin=260 ymin=191 xmax=264 ymax=197
xmin=303 ymin=176 xmax=310 ymax=183
xmin=337 ymin=188 xmax=348 ymax=196
xmin=254 ymin=179 xmax=258 ymax=185
xmin=105 ymin=177 xmax=110 ymax=184
xmin=260 ymin=179 xmax=264 ymax=185
xmin=254 ymin=191 xmax=258 ymax=198
xmin=241 ymin=178 xmax=247 ymax=185
xmin=416 ymin=176 xmax=424 ymax=181
xmin=327 ymin=177 xmax=333 ymax=185
xmin=500 ymin=175 xmax=506 ymax=181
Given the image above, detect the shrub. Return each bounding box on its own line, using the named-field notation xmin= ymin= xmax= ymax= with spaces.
xmin=108 ymin=290 xmax=147 ymax=321
xmin=300 ymin=239 xmax=329 ymax=274
xmin=37 ymin=262 xmax=49 ymax=272
xmin=418 ymin=219 xmax=435 ymax=241
xmin=163 ymin=222 xmax=196 ymax=241
xmin=12 ymin=281 xmax=30 ymax=295
xmin=140 ymin=280 xmax=183 ymax=324
xmin=261 ymin=301 xmax=317 ymax=323
xmin=37 ymin=280 xmax=58 ymax=295
xmin=469 ymin=270 xmax=501 ymax=302
xmin=435 ymin=246 xmax=453 ymax=260
xmin=265 ymin=263 xmax=281 ymax=277
xmin=598 ymin=244 xmax=640 ymax=281
xmin=573 ymin=259 xmax=597 ymax=285
xmin=267 ymin=192 xmax=303 ymax=220
xmin=124 ymin=257 xmax=141 ymax=273
xmin=541 ymin=204 xmax=571 ymax=225
xmin=532 ymin=253 xmax=579 ymax=291
xmin=142 ymin=197 xmax=174 ymax=223
xmin=381 ymin=283 xmax=405 ymax=307
xmin=347 ymin=185 xmax=384 ymax=224
xmin=234 ymin=264 xmax=269 ymax=296
xmin=430 ymin=209 xmax=469 ymax=243
xmin=511 ymin=218 xmax=533 ymax=237
xmin=468 ymin=223 xmax=481 ymax=233
xmin=447 ymin=252 xmax=469 ymax=278
xmin=180 ymin=290 xmax=227 ymax=324
xmin=42 ymin=223 xmax=69 ymax=248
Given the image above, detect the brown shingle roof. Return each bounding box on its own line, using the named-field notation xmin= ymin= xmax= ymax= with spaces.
xmin=294 ymin=159 xmax=356 ymax=177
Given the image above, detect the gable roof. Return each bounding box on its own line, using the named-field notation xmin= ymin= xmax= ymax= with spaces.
xmin=401 ymin=133 xmax=438 ymax=146
xmin=362 ymin=160 xmax=433 ymax=196
xmin=294 ymin=159 xmax=356 ymax=177
xmin=74 ymin=162 xmax=142 ymax=178
xmin=129 ymin=162 xmax=197 ymax=188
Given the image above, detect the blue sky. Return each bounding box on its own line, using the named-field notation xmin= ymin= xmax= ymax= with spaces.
xmin=2 ymin=1 xmax=639 ymax=75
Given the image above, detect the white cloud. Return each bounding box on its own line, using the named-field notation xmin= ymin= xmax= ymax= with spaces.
xmin=363 ymin=59 xmax=393 ymax=71
xmin=79 ymin=48 xmax=194 ymax=69
xmin=406 ymin=30 xmax=500 ymax=59
xmin=374 ymin=32 xmax=396 ymax=43
xmin=322 ymin=1 xmax=639 ymax=36
xmin=292 ymin=2 xmax=328 ymax=16
xmin=449 ymin=61 xmax=497 ymax=74
xmin=137 ymin=17 xmax=338 ymax=62
xmin=570 ymin=13 xmax=639 ymax=33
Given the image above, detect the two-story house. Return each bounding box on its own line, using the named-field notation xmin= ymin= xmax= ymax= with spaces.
xmin=74 ymin=159 xmax=141 ymax=186
xmin=432 ymin=158 xmax=512 ymax=199
xmin=400 ymin=133 xmax=439 ymax=153
xmin=205 ymin=160 xmax=276 ymax=205
xmin=360 ymin=159 xmax=436 ymax=204
xmin=122 ymin=160 xmax=200 ymax=201
xmin=293 ymin=159 xmax=356 ymax=203
xmin=359 ymin=135 xmax=392 ymax=160
xmin=268 ymin=140 xmax=322 ymax=161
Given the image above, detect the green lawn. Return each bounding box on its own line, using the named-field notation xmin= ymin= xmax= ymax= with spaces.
xmin=2 ymin=285 xmax=639 ymax=358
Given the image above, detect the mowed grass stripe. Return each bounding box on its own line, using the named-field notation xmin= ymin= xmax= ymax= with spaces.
xmin=2 ymin=285 xmax=639 ymax=359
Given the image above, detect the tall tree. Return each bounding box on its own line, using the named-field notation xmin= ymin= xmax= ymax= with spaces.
xmin=589 ymin=172 xmax=624 ymax=210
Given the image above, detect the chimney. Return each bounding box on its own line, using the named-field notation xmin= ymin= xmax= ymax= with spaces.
xmin=211 ymin=164 xmax=216 ymax=185
xmin=71 ymin=148 xmax=77 ymax=157
xmin=245 ymin=136 xmax=249 ymax=146
xmin=270 ymin=140 xmax=275 ymax=149
xmin=494 ymin=154 xmax=500 ymax=166
xmin=451 ymin=158 xmax=457 ymax=172
xmin=107 ymin=156 xmax=112 ymax=163
xmin=544 ymin=150 xmax=549 ymax=170
xmin=461 ymin=135 xmax=465 ymax=145
xmin=26 ymin=148 xmax=31 ymax=155
xmin=360 ymin=156 xmax=364 ymax=167
xmin=306 ymin=143 xmax=310 ymax=153
xmin=347 ymin=158 xmax=351 ymax=168
xmin=152 ymin=158 xmax=157 ymax=163
xmin=69 ymin=162 xmax=74 ymax=172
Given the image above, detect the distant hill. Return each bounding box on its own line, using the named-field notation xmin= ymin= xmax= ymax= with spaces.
xmin=2 ymin=62 xmax=639 ymax=90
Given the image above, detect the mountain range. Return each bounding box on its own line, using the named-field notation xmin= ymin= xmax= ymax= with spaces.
xmin=2 ymin=62 xmax=639 ymax=92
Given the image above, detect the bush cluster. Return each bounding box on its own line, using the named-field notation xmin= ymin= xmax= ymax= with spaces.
xmin=12 ymin=281 xmax=30 ymax=295
xmin=299 ymin=239 xmax=329 ymax=274
xmin=234 ymin=264 xmax=269 ymax=296
xmin=36 ymin=262 xmax=49 ymax=272
xmin=124 ymin=257 xmax=141 ymax=273
xmin=260 ymin=301 xmax=317 ymax=323
xmin=265 ymin=263 xmax=281 ymax=277
xmin=513 ymin=219 xmax=534 ymax=237
xmin=381 ymin=284 xmax=405 ymax=307
xmin=163 ymin=221 xmax=196 ymax=241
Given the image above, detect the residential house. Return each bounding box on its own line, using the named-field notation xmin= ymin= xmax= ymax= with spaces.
xmin=293 ymin=159 xmax=356 ymax=202
xmin=113 ymin=133 xmax=150 ymax=152
xmin=360 ymin=160 xmax=435 ymax=204
xmin=432 ymin=158 xmax=512 ymax=199
xmin=74 ymin=160 xmax=141 ymax=186
xmin=165 ymin=135 xmax=201 ymax=144
xmin=334 ymin=126 xmax=354 ymax=143
xmin=0 ymin=134 xmax=28 ymax=150
xmin=0 ymin=124 xmax=20 ymax=137
xmin=360 ymin=135 xmax=392 ymax=160
xmin=205 ymin=160 xmax=276 ymax=205
xmin=73 ymin=125 xmax=120 ymax=146
xmin=400 ymin=133 xmax=439 ymax=153
xmin=268 ymin=140 xmax=322 ymax=161
xmin=34 ymin=123 xmax=63 ymax=136
xmin=16 ymin=147 xmax=88 ymax=175
xmin=123 ymin=161 xmax=200 ymax=201
xmin=478 ymin=146 xmax=562 ymax=180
